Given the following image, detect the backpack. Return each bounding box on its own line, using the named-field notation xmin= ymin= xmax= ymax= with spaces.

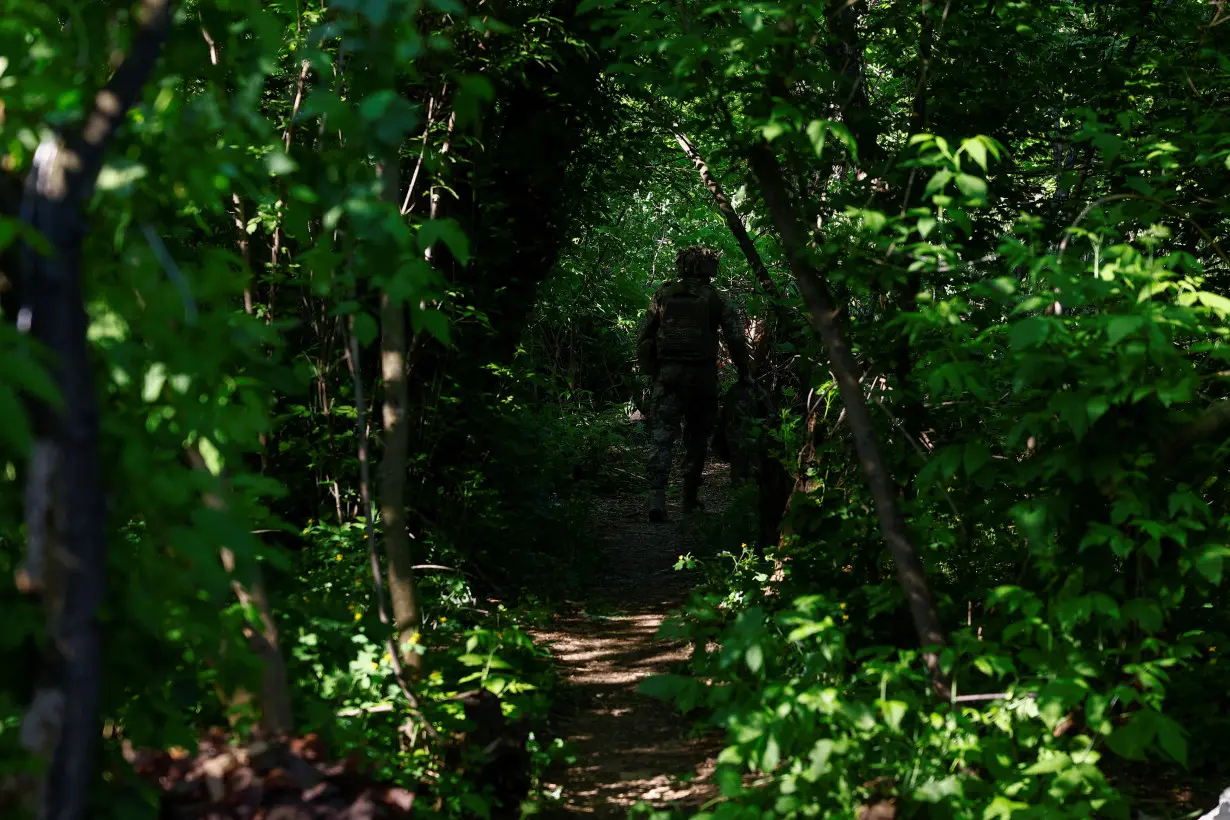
xmin=655 ymin=280 xmax=719 ymax=362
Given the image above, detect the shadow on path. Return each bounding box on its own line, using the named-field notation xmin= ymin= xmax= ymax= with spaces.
xmin=533 ymin=463 xmax=728 ymax=817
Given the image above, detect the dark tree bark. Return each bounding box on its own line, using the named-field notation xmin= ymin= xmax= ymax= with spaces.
xmin=11 ymin=2 xmax=173 ymax=818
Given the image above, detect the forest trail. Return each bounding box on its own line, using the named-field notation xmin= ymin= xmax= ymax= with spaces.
xmin=533 ymin=462 xmax=728 ymax=817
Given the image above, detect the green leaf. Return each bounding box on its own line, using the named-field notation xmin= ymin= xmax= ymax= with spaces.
xmin=964 ymin=442 xmax=992 ymax=477
xmin=761 ymin=728 xmax=781 ymax=771
xmin=418 ymin=218 xmax=471 ymax=265
xmin=805 ymin=120 xmax=827 ymax=157
xmin=454 ymin=75 xmax=494 ymax=129
xmin=948 ymin=207 xmax=972 ymax=236
xmin=984 ymin=796 xmax=1030 ymax=819
xmin=914 ymin=775 xmax=963 ymax=803
xmin=1197 ymin=291 xmax=1230 ymax=317
xmin=1106 ymin=708 xmax=1157 ymax=760
xmin=879 ymin=699 xmax=908 ymax=732
xmin=825 ymin=121 xmax=856 ymax=158
xmin=637 ymin=673 xmax=697 ymax=706
xmin=353 ymin=312 xmax=379 ymax=346
xmin=1022 ymin=752 xmax=1071 ymax=775
xmin=1106 ymin=315 xmax=1143 ymax=344
xmin=265 ymin=151 xmax=297 ymax=176
xmin=805 ymin=739 xmax=834 ymax=781
xmin=143 ymin=363 xmax=168 ymax=403
xmin=1194 ymin=545 xmax=1230 ymax=584
xmin=961 ymin=137 xmax=988 ymax=171
xmin=97 ymin=159 xmax=148 ymax=193
xmin=413 ymin=308 xmax=451 ymax=345
xmin=917 ymin=215 xmax=937 ymax=239
xmin=359 ymin=90 xmax=421 ymax=145
xmin=761 ymin=121 xmax=788 ymax=142
xmin=1086 ymin=394 xmax=1110 ymax=424
xmin=745 ymin=642 xmax=764 ymax=674
xmin=860 ymin=210 xmax=887 ymax=234
xmin=1155 ymin=712 xmax=1188 ymax=766
xmin=1092 ymin=131 xmax=1124 ymax=162
xmin=1009 ymin=317 xmax=1051 ymax=349
xmin=955 ymin=174 xmax=988 ymax=203
xmin=0 ymin=386 xmax=31 ymax=454
xmin=924 ymin=169 xmax=953 ymax=198
xmin=198 ymin=437 xmax=224 ymax=476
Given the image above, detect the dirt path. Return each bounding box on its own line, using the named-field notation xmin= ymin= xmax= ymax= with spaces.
xmin=534 ymin=465 xmax=728 ymax=817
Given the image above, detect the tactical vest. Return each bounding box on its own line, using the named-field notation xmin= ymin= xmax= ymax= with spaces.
xmin=655 ymin=280 xmax=719 ymax=362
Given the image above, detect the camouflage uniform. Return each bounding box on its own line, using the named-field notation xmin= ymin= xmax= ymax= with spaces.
xmin=636 ymin=247 xmax=751 ymax=520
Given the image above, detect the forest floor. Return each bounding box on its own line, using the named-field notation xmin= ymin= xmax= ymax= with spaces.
xmin=532 ymin=461 xmax=728 ymax=818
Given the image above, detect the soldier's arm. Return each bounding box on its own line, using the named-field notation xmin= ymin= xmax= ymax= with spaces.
xmin=718 ymin=294 xmax=752 ymax=381
xmin=636 ymin=295 xmax=661 ymax=377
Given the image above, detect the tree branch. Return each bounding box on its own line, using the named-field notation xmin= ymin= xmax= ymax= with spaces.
xmin=746 ymin=140 xmax=951 ymax=700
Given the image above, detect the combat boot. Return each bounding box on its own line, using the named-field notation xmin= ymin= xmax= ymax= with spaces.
xmin=648 ymin=488 xmax=667 ymax=522
xmin=682 ymin=478 xmax=704 ymax=513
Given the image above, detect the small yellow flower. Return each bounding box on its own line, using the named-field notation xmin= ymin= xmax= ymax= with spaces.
xmin=839 ymin=603 xmax=846 ymax=610
xmin=842 ymin=614 xmax=849 ymax=622
xmin=372 ymin=661 xmax=378 ymax=669
xmin=383 ymin=653 xmax=391 ymax=662
xmin=1211 ymin=647 xmax=1217 ymax=653
xmin=308 ymin=519 xmax=314 ymax=525
xmin=410 ymin=631 xmax=421 ymax=644
xmin=336 ymin=553 xmax=343 ymax=561
xmin=439 ymin=616 xmax=447 ymax=623
xmin=354 ymin=611 xmax=362 ymax=621
xmin=302 ymin=595 xmax=308 ymax=602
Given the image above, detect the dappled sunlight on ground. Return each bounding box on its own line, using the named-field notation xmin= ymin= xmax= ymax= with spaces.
xmin=532 ymin=460 xmax=729 ymax=817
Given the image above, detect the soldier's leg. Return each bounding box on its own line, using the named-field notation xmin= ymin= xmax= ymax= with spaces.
xmin=646 ymin=385 xmax=683 ymax=521
xmin=681 ymin=382 xmax=719 ymax=512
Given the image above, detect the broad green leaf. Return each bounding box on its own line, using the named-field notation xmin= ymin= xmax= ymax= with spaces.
xmin=143 ymin=363 xmax=168 ymax=403
xmin=745 ymin=642 xmax=764 ymax=674
xmin=955 ymin=174 xmax=988 ymax=203
xmin=961 ymin=137 xmax=988 ymax=171
xmin=97 ymin=159 xmax=148 ymax=192
xmin=413 ymin=308 xmax=452 ymax=345
xmin=418 ymin=218 xmax=472 ymax=265
xmin=454 ymin=75 xmax=494 ymax=129
xmin=1009 ymin=317 xmax=1050 ymax=349
xmin=353 ymin=312 xmax=379 ymax=346
xmin=0 ymin=386 xmax=31 ymax=455
xmin=198 ymin=437 xmax=224 ymax=476
xmin=805 ymin=120 xmax=827 ymax=157
xmin=880 ymin=699 xmax=908 ymax=732
xmin=964 ymin=442 xmax=993 ymax=477
xmin=924 ymin=169 xmax=953 ymax=198
xmin=1106 ymin=315 xmax=1143 ymax=344
xmin=264 ymin=151 xmax=297 ymax=176
xmin=1194 ymin=545 xmax=1230 ymax=584
xmin=1155 ymin=712 xmax=1188 ymax=766
xmin=1197 ymin=291 xmax=1230 ymax=316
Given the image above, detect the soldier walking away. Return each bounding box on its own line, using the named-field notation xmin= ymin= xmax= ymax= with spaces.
xmin=636 ymin=246 xmax=752 ymax=522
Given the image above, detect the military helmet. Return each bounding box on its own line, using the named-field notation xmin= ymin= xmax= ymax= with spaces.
xmin=676 ymin=246 xmax=720 ymax=282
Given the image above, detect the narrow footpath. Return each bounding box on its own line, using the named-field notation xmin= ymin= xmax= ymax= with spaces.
xmin=534 ymin=465 xmax=727 ymax=817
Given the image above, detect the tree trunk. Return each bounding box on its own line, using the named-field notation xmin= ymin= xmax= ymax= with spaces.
xmin=746 ymin=141 xmax=951 ymax=699
xmin=378 ymin=150 xmax=423 ymax=676
xmin=13 ymin=3 xmax=173 ymax=818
